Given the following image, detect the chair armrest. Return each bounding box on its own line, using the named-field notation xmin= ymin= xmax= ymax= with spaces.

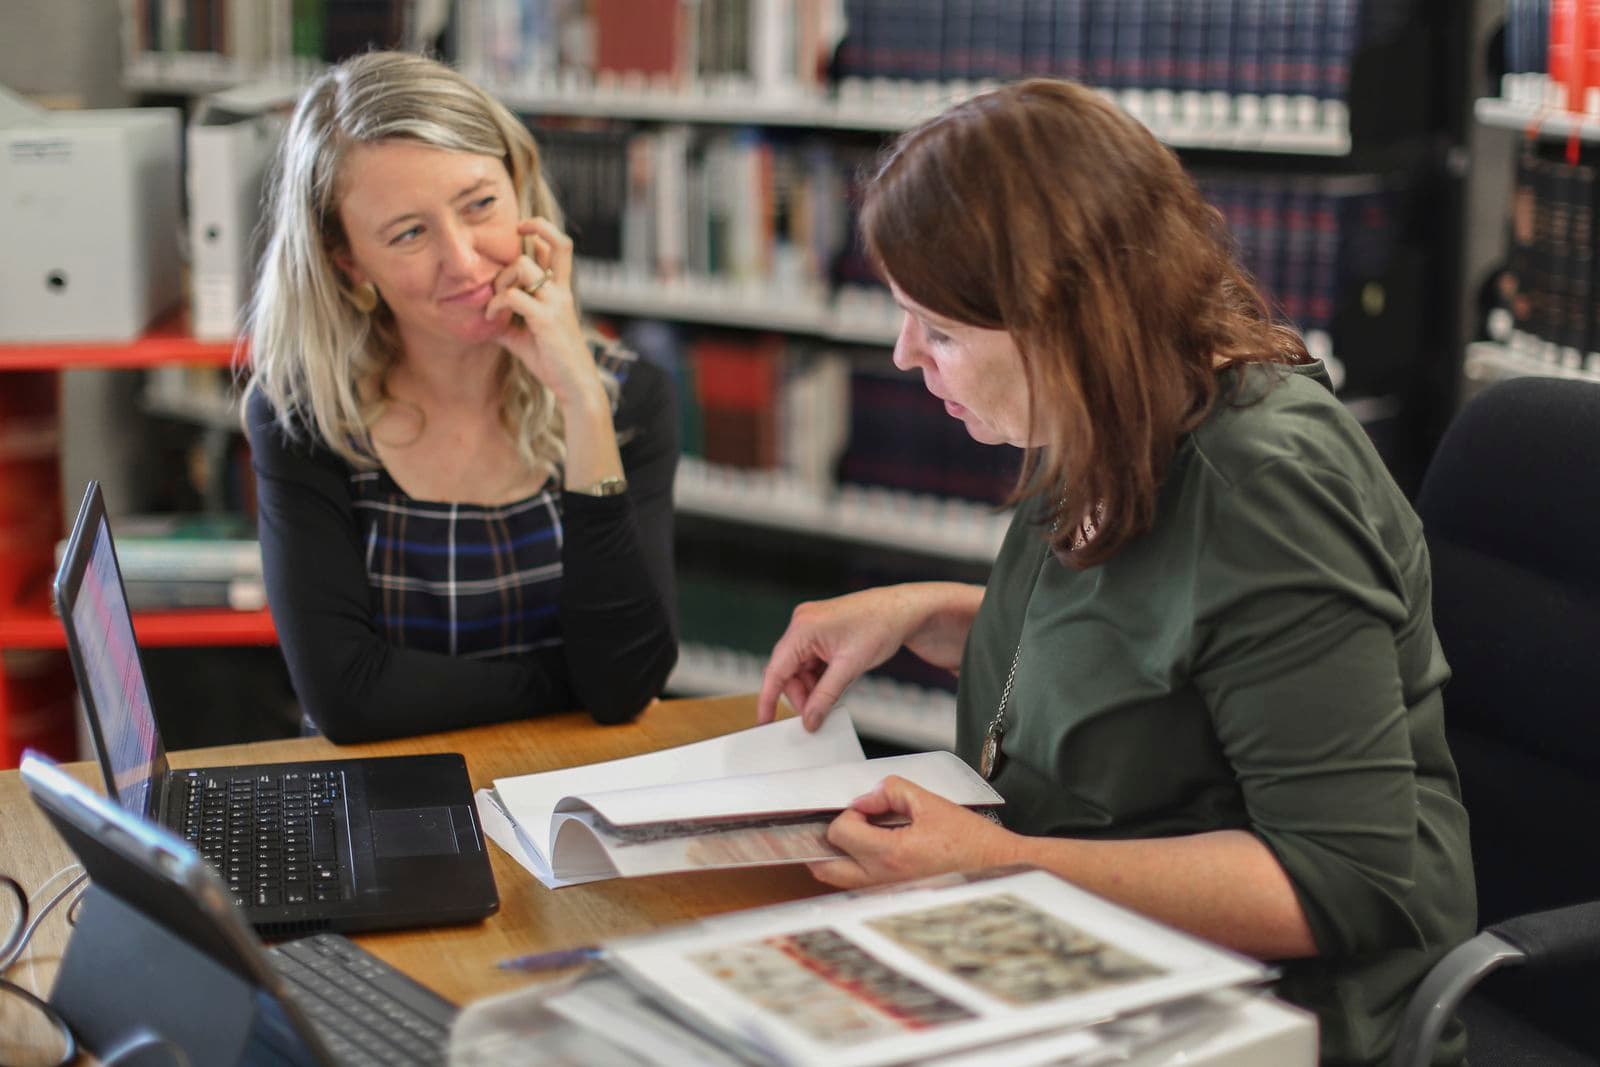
xmin=1490 ymin=900 xmax=1600 ymax=970
xmin=1388 ymin=901 xmax=1600 ymax=1067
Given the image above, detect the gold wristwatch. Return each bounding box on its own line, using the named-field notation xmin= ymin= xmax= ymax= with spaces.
xmin=569 ymin=474 xmax=628 ymax=497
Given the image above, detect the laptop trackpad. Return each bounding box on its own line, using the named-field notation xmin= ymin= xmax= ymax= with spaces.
xmin=370 ymin=806 xmax=461 ymax=859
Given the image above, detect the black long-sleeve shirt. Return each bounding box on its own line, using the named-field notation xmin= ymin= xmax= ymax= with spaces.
xmin=245 ymin=351 xmax=678 ymax=743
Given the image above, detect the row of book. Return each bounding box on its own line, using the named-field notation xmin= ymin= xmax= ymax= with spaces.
xmin=1498 ymin=143 xmax=1600 ymax=373
xmin=1502 ymin=0 xmax=1600 ymax=113
xmin=458 ymin=0 xmax=843 ymax=94
xmin=616 ymin=320 xmax=1022 ymax=506
xmin=129 ymin=0 xmax=1381 ymax=116
xmin=535 ymin=123 xmax=860 ymax=290
xmin=50 ymin=512 xmax=265 ymax=613
xmin=1197 ymin=173 xmax=1397 ymax=341
xmin=836 ymin=0 xmax=1362 ymax=105
xmin=124 ymin=0 xmax=433 ymax=67
xmin=548 ymin=125 xmax=1401 ymax=358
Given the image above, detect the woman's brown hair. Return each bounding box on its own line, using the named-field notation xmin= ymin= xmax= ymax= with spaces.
xmin=861 ymin=78 xmax=1307 ymax=567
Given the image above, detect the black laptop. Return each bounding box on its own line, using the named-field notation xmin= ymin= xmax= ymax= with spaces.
xmin=21 ymin=750 xmax=457 ymax=1066
xmin=54 ymin=481 xmax=498 ymax=937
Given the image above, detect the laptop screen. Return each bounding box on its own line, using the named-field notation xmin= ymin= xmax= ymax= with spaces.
xmin=64 ymin=504 xmax=164 ymax=816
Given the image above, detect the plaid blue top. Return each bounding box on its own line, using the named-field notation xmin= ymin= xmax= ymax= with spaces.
xmin=247 ymin=342 xmax=679 ymax=742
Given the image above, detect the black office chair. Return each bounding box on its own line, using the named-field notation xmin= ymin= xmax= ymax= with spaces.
xmin=1391 ymin=376 xmax=1600 ymax=1067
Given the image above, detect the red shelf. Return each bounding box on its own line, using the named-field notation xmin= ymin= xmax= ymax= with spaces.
xmin=0 ymin=308 xmax=243 ymax=370
xmin=0 ymin=593 xmax=277 ymax=649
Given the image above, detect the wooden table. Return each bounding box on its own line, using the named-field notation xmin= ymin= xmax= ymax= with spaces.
xmin=0 ymin=694 xmax=828 ymax=1060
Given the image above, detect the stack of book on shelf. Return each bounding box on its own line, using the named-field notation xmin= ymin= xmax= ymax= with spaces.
xmin=457 ymin=0 xmax=843 ymax=93
xmin=1490 ymin=141 xmax=1600 ymax=376
xmin=56 ymin=513 xmax=264 ymax=612
xmin=447 ymin=865 xmax=1309 ymax=1066
xmin=540 ymin=123 xmax=857 ymax=297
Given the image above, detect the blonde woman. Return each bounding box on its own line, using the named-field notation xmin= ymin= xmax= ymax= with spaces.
xmin=243 ymin=52 xmax=677 ymax=742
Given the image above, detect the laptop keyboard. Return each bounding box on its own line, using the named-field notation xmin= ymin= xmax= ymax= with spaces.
xmin=267 ymin=932 xmax=454 ymax=1067
xmin=178 ymin=769 xmax=353 ymax=908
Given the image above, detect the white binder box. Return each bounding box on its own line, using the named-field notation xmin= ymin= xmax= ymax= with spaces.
xmin=187 ymin=108 xmax=283 ymax=341
xmin=0 ymin=101 xmax=182 ymax=342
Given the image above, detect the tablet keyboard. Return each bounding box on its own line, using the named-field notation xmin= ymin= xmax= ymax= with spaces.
xmin=266 ymin=932 xmax=455 ymax=1066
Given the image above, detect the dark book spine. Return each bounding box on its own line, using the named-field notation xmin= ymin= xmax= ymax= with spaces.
xmin=991 ymin=0 xmax=1027 ymax=80
xmin=1508 ymin=145 xmax=1540 ymax=341
xmin=1086 ymin=0 xmax=1119 ymax=88
xmin=1022 ymin=0 xmax=1058 ymax=77
xmin=1113 ymin=0 xmax=1148 ymax=91
xmin=1204 ymin=0 xmax=1237 ymax=96
xmin=940 ymin=0 xmax=974 ymax=80
xmin=1175 ymin=0 xmax=1209 ymax=96
xmin=1231 ymin=0 xmax=1267 ymax=100
xmin=1146 ymin=0 xmax=1179 ymax=93
xmin=1279 ymin=184 xmax=1314 ymax=330
xmin=1052 ymin=0 xmax=1087 ymax=83
xmin=1321 ymin=0 xmax=1360 ymax=102
xmin=1289 ymin=0 xmax=1324 ymax=100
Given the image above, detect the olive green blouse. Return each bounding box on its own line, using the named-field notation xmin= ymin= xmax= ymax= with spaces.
xmin=957 ymin=361 xmax=1475 ymax=1066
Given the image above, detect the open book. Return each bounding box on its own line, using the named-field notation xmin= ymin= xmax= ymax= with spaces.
xmin=475 ymin=711 xmax=1002 ymax=888
xmin=448 ymin=868 xmax=1300 ymax=1067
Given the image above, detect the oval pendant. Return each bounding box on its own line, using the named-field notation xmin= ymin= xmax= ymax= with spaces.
xmin=979 ymin=725 xmax=1003 ymax=780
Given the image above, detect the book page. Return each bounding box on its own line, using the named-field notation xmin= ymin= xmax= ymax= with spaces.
xmin=605 ymin=869 xmax=1270 ymax=1067
xmin=493 ymin=710 xmax=865 ymax=865
xmin=545 ymin=751 xmax=1000 ymax=882
xmin=558 ymin=750 xmax=999 ymax=827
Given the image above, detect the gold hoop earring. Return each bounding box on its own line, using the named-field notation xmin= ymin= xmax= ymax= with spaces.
xmin=347 ymin=282 xmax=379 ymax=314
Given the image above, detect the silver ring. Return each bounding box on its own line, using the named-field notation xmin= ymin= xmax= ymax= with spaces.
xmin=525 ymin=269 xmax=552 ymax=296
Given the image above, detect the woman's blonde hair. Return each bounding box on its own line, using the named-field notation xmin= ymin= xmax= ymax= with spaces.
xmin=863 ymin=79 xmax=1308 ymax=567
xmin=243 ymin=50 xmax=569 ymax=474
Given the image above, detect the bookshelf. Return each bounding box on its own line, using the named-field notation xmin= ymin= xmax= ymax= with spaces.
xmin=1464 ymin=340 xmax=1600 ymax=386
xmin=0 ymin=309 xmax=276 ymax=766
xmin=113 ymin=0 xmax=1469 ymax=752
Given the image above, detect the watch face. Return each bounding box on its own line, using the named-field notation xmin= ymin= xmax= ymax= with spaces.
xmin=578 ymin=476 xmax=628 ymax=497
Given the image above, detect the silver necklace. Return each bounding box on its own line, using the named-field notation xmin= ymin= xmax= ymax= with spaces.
xmin=978 ymin=642 xmax=1022 ymax=780
xmin=978 ymin=504 xmax=1094 ymax=781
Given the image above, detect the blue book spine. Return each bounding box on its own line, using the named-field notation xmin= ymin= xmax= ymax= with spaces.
xmin=839 ymin=0 xmax=870 ymax=79
xmin=1231 ymin=0 xmax=1267 ymax=98
xmin=1022 ymin=0 xmax=1058 ymax=76
xmin=916 ymin=0 xmax=947 ymax=81
xmin=1279 ymin=185 xmax=1315 ymax=329
xmin=1263 ymin=0 xmax=1296 ymax=98
xmin=866 ymin=0 xmax=897 ymax=78
xmin=1114 ymin=0 xmax=1149 ymax=90
xmin=1290 ymin=0 xmax=1325 ymax=97
xmin=941 ymin=0 xmax=975 ymax=80
xmin=1175 ymin=0 xmax=1210 ymax=94
xmin=1252 ymin=181 xmax=1286 ymax=319
xmin=1321 ymin=0 xmax=1360 ymax=101
xmin=1086 ymin=0 xmax=1119 ymax=87
xmin=1205 ymin=0 xmax=1237 ymax=95
xmin=992 ymin=0 xmax=1027 ymax=79
xmin=969 ymin=0 xmax=1002 ymax=80
xmin=1146 ymin=0 xmax=1179 ymax=92
xmin=1308 ymin=189 xmax=1338 ymax=334
xmin=1053 ymin=0 xmax=1087 ymax=82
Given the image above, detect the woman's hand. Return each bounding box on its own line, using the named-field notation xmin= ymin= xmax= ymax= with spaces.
xmin=758 ymin=583 xmax=984 ymax=730
xmin=807 ymin=776 xmax=1019 ymax=889
xmin=484 ymin=217 xmax=603 ymax=411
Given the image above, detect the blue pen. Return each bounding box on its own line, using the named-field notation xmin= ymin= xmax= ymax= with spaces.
xmin=496 ymin=945 xmax=604 ymax=972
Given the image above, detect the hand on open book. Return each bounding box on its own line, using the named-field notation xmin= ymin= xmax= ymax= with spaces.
xmin=758 ymin=583 xmax=984 ymax=731
xmin=806 ymin=775 xmax=1020 ymax=890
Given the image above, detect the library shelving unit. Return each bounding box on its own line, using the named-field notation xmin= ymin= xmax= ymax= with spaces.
xmin=0 ymin=310 xmax=277 ymax=767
